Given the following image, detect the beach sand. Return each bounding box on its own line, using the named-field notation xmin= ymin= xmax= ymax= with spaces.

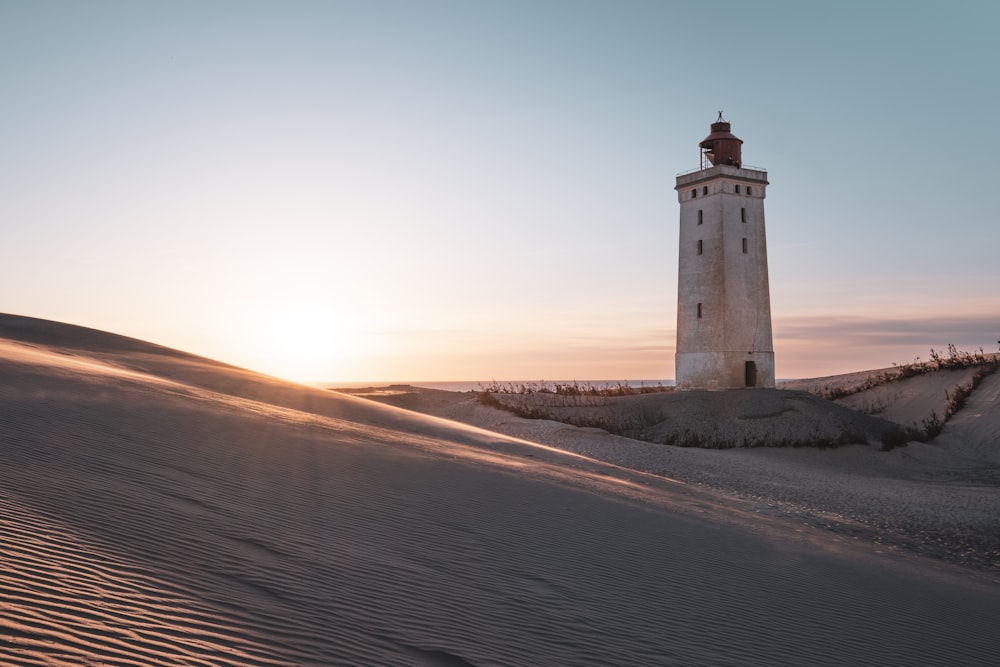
xmin=2 ymin=314 xmax=998 ymax=666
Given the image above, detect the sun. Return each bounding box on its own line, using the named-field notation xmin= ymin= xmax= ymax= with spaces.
xmin=245 ymin=300 xmax=363 ymax=383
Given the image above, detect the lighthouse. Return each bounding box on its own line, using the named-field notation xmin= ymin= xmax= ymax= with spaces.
xmin=674 ymin=114 xmax=774 ymax=389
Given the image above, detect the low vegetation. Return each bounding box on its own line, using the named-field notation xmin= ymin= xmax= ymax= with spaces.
xmin=815 ymin=345 xmax=998 ymax=401
xmin=918 ymin=359 xmax=999 ymax=440
xmin=477 ymin=389 xmax=909 ymax=450
xmin=811 ymin=345 xmax=999 ymax=442
xmin=476 ymin=390 xmax=663 ymax=435
xmin=477 ymin=380 xmax=672 ymax=398
xmin=474 ymin=345 xmax=999 ymax=449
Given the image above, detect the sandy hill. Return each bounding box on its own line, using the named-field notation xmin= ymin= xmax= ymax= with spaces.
xmin=475 ymin=387 xmax=907 ymax=448
xmin=2 ymin=314 xmax=999 ymax=666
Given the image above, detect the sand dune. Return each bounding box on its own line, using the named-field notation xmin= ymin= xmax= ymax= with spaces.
xmin=2 ymin=314 xmax=999 ymax=666
xmin=367 ymin=369 xmax=1000 ymax=569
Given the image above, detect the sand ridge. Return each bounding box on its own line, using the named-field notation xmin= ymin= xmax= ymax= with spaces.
xmin=2 ymin=314 xmax=1000 ymax=665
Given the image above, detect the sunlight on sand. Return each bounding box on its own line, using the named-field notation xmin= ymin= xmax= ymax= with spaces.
xmin=1 ymin=314 xmax=998 ymax=665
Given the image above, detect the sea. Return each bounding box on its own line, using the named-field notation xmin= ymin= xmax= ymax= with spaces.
xmin=322 ymin=379 xmax=676 ymax=392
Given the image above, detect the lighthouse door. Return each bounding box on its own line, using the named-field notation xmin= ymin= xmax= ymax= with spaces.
xmin=744 ymin=361 xmax=757 ymax=387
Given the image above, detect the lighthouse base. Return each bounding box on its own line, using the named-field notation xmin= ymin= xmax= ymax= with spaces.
xmin=675 ymin=351 xmax=775 ymax=390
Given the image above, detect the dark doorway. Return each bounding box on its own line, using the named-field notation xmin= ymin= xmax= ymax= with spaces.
xmin=745 ymin=361 xmax=757 ymax=387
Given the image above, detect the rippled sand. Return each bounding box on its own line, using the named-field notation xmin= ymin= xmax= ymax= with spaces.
xmin=2 ymin=314 xmax=998 ymax=666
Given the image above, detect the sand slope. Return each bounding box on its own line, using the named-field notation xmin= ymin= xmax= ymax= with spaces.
xmin=2 ymin=314 xmax=1000 ymax=666
xmin=368 ymin=379 xmax=1000 ymax=569
xmin=784 ymin=364 xmax=994 ymax=432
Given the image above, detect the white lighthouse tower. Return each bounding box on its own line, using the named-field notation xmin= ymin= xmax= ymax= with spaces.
xmin=674 ymin=114 xmax=774 ymax=389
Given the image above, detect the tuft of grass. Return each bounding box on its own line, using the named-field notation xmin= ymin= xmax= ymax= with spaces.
xmin=918 ymin=412 xmax=944 ymax=441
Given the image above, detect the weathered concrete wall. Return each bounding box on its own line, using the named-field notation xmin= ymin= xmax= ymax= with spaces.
xmin=675 ymin=165 xmax=774 ymax=389
xmin=675 ymin=351 xmax=775 ymax=390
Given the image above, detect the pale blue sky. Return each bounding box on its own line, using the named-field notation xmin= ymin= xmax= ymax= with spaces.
xmin=2 ymin=1 xmax=998 ymax=381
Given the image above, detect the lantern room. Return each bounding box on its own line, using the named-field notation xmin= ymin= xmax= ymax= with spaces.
xmin=699 ymin=112 xmax=743 ymax=168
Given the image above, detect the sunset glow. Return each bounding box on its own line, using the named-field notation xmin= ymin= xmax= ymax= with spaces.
xmin=2 ymin=2 xmax=998 ymax=383
xmin=242 ymin=299 xmax=368 ymax=383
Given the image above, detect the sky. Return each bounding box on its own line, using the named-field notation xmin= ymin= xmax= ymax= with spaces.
xmin=2 ymin=0 xmax=998 ymax=383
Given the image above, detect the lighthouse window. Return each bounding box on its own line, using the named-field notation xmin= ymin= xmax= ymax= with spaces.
xmin=697 ymin=303 xmax=703 ymax=318
xmin=735 ymin=184 xmax=741 ymax=194
xmin=697 ymin=239 xmax=703 ymax=255
xmin=742 ymin=238 xmax=748 ymax=253
xmin=747 ymin=186 xmax=753 ymax=196
xmin=702 ymin=186 xmax=708 ymax=195
xmin=698 ymin=209 xmax=703 ymax=225
xmin=691 ymin=189 xmax=697 ymax=198
xmin=741 ymin=207 xmax=747 ymax=223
